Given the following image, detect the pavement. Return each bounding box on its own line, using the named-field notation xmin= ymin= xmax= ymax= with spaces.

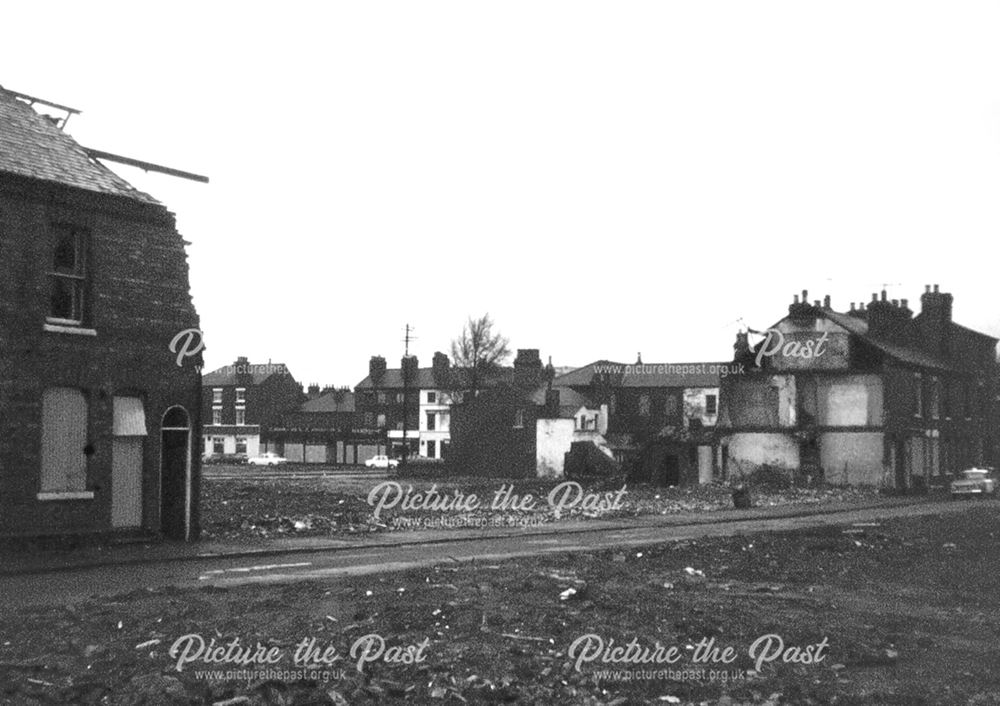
xmin=0 ymin=494 xmax=939 ymax=577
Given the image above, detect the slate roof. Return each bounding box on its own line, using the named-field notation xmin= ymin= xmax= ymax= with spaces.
xmin=355 ymin=368 xmax=441 ymax=390
xmin=552 ymin=360 xmax=724 ymax=389
xmin=300 ymin=391 xmax=355 ymax=413
xmin=819 ymin=310 xmax=955 ymax=371
xmin=617 ymin=363 xmax=726 ymax=388
xmin=202 ymin=363 xmax=290 ymax=386
xmin=355 ymin=366 xmax=514 ymax=390
xmin=550 ymin=361 xmax=622 ymax=387
xmin=529 ymin=384 xmax=595 ymax=418
xmin=0 ymin=85 xmax=160 ymax=205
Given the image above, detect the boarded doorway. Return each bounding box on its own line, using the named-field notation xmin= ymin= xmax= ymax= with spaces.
xmin=112 ymin=396 xmax=146 ymax=528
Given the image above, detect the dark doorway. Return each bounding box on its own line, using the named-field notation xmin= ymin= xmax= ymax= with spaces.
xmin=661 ymin=454 xmax=680 ymax=487
xmin=894 ymin=437 xmax=907 ymax=492
xmin=161 ymin=407 xmax=190 ymax=540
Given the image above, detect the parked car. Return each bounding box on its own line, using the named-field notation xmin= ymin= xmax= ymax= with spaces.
xmin=365 ymin=455 xmax=399 ymax=469
xmin=247 ymin=452 xmax=289 ymax=467
xmin=950 ymin=467 xmax=997 ymax=498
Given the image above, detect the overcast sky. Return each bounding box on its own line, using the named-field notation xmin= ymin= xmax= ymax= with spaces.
xmin=5 ymin=2 xmax=999 ymax=387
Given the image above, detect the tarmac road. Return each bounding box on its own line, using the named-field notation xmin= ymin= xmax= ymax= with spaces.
xmin=0 ymin=498 xmax=981 ymax=612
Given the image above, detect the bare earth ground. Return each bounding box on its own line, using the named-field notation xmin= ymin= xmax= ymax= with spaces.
xmin=3 ymin=504 xmax=1000 ymax=705
xmin=200 ymin=470 xmax=880 ymax=540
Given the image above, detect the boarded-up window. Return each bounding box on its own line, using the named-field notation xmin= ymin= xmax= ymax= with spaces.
xmin=825 ymin=383 xmax=869 ymax=426
xmin=41 ymin=388 xmax=88 ymax=492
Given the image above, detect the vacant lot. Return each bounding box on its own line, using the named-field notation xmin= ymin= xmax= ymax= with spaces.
xmin=3 ymin=503 xmax=998 ymax=704
xmin=201 ymin=469 xmax=881 ymax=540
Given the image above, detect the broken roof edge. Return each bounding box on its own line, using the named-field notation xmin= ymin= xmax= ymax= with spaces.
xmin=0 ymin=85 xmax=165 ymax=207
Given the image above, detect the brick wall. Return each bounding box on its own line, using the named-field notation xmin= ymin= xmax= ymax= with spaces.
xmin=0 ymin=175 xmax=202 ymax=538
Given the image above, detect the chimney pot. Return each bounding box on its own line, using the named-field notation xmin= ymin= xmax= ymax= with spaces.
xmin=933 ymin=284 xmax=940 ymax=293
xmin=850 ymin=302 xmax=856 ymax=311
xmin=901 ymin=298 xmax=908 ymax=309
xmin=892 ymin=299 xmax=899 ymax=307
xmin=881 ymin=289 xmax=887 ymax=301
xmin=793 ymin=294 xmax=799 ymax=304
xmin=925 ymin=284 xmax=931 ymax=293
xmin=871 ymin=293 xmax=878 ymax=303
xmin=802 ymin=289 xmax=808 ymax=302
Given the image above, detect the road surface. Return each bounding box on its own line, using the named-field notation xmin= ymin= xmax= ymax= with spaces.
xmin=0 ymin=499 xmax=975 ymax=612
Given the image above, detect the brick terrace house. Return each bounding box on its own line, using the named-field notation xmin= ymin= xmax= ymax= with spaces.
xmin=719 ymin=288 xmax=999 ymax=490
xmin=549 ymin=358 xmax=726 ymax=485
xmin=0 ymin=86 xmax=202 ymax=539
xmin=202 ymin=356 xmax=302 ymax=460
xmin=262 ymin=387 xmax=387 ymax=464
xmin=353 ymin=352 xmax=501 ymax=461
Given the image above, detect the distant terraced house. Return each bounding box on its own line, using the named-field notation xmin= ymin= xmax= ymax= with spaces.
xmin=201 ymin=356 xmax=302 ymax=461
xmin=0 ymin=85 xmax=202 ymax=540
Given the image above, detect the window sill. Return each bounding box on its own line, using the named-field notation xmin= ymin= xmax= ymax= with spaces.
xmin=37 ymin=491 xmax=95 ymax=501
xmin=44 ymin=322 xmax=97 ymax=336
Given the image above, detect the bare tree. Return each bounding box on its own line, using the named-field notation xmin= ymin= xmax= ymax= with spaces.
xmin=450 ymin=313 xmax=511 ymax=398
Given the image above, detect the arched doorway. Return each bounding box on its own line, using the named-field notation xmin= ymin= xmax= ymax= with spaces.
xmin=161 ymin=406 xmax=191 ymax=540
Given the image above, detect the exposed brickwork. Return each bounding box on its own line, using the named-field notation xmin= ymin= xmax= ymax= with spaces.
xmin=0 ymin=161 xmax=201 ymax=538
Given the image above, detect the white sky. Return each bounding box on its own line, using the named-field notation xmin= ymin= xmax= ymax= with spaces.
xmin=4 ymin=2 xmax=1000 ymax=387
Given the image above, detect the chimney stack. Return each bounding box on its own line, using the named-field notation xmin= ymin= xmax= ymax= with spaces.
xmin=734 ymin=331 xmax=750 ymax=360
xmin=823 ymin=294 xmax=831 ymax=309
xmin=369 ymin=355 xmax=387 ymax=383
xmin=233 ymin=356 xmax=253 ymax=387
xmin=514 ymin=349 xmax=543 ymax=388
xmin=920 ymin=283 xmax=953 ymax=358
xmin=401 ymin=355 xmax=419 ymax=386
xmin=432 ymin=351 xmax=450 ymax=386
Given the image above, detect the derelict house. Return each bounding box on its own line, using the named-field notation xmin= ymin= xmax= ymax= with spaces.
xmin=0 ymin=86 xmax=203 ymax=540
xmin=719 ymin=288 xmax=998 ymax=491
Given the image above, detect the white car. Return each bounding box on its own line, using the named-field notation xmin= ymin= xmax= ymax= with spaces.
xmin=950 ymin=468 xmax=997 ymax=498
xmin=247 ymin=452 xmax=288 ymax=467
xmin=365 ymin=455 xmax=399 ymax=469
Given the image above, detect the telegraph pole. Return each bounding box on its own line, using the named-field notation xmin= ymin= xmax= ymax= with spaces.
xmin=400 ymin=324 xmax=414 ymax=469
